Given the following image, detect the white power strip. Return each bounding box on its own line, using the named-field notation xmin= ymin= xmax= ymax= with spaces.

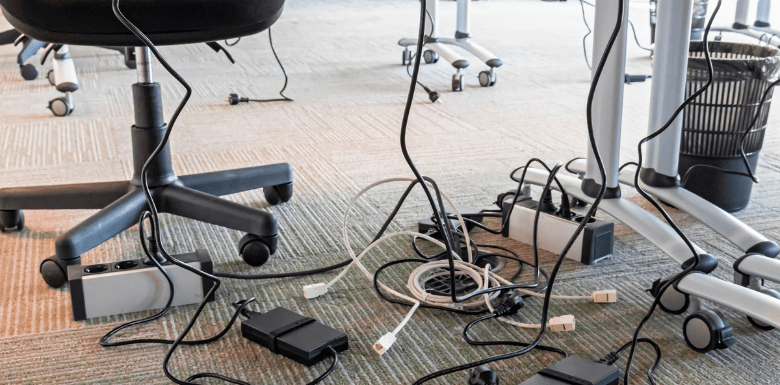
xmin=501 ymin=194 xmax=614 ymax=265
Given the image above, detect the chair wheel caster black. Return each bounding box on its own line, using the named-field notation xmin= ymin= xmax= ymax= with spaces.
xmin=47 ymin=69 xmax=56 ymax=86
xmin=747 ymin=288 xmax=780 ymax=330
xmin=49 ymin=96 xmax=74 ymax=117
xmin=20 ymin=63 xmax=38 ymax=80
xmin=263 ymin=182 xmax=293 ymax=205
xmin=0 ymin=210 xmax=25 ymax=232
xmin=402 ymin=48 xmax=412 ymax=66
xmin=423 ymin=50 xmax=439 ymax=64
xmin=40 ymin=257 xmax=68 ymax=288
xmin=452 ymin=74 xmax=463 ymax=92
xmin=649 ymin=277 xmax=690 ymax=315
xmin=683 ymin=310 xmax=736 ymax=353
xmin=570 ymin=196 xmax=588 ymax=207
xmin=239 ymin=234 xmax=277 ymax=267
xmin=478 ymin=70 xmax=496 ymax=87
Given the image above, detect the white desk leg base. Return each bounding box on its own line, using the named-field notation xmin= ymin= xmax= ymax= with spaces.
xmin=398 ymin=39 xmax=469 ymax=91
xmin=521 ymin=168 xmax=780 ymax=342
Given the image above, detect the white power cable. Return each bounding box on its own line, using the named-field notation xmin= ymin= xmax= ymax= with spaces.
xmin=304 ymin=178 xmax=611 ymax=353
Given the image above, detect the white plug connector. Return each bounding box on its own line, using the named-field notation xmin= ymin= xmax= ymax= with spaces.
xmin=373 ymin=333 xmax=397 ymax=355
xmin=593 ymin=289 xmax=617 ymax=303
xmin=548 ymin=315 xmax=576 ymax=332
xmin=303 ymin=283 xmax=328 ymax=299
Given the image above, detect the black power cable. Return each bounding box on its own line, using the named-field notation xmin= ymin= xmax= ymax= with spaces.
xmin=463 ymin=313 xmax=569 ymax=359
xmin=680 ymin=76 xmax=780 ymax=186
xmin=108 ymin=2 xmax=340 ymax=384
xmin=621 ymin=1 xmax=721 ymax=383
xmin=410 ymin=0 xmax=623 ymax=378
xmin=228 ymin=27 xmax=293 ymax=105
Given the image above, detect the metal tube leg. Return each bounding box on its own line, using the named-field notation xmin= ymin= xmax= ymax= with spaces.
xmin=54 ymin=188 xmax=148 ymax=262
xmin=642 ymin=0 xmax=693 ymax=184
xmin=456 ymin=0 xmax=470 ymax=37
xmin=179 ymin=163 xmax=293 ymax=197
xmin=0 ymin=181 xmax=131 ymax=210
xmin=735 ymin=0 xmax=750 ymax=28
xmin=159 ymin=184 xmax=277 ymax=238
xmin=756 ymin=0 xmax=771 ymax=26
xmin=427 ymin=0 xmax=439 ymax=38
xmin=17 ymin=38 xmax=46 ymax=66
xmin=582 ymin=0 xmax=629 ymax=198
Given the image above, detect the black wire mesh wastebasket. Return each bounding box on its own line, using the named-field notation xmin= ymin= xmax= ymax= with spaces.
xmin=680 ymin=41 xmax=780 ymax=212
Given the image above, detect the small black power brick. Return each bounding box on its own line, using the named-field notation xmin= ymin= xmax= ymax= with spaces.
xmin=519 ymin=356 xmax=619 ymax=385
xmin=240 ymin=306 xmax=348 ymax=367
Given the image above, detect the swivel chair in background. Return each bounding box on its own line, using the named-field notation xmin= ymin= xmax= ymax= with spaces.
xmin=0 ymin=0 xmax=293 ymax=288
xmin=2 ymin=29 xmax=137 ymax=116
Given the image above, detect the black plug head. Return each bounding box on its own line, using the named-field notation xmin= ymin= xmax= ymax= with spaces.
xmin=228 ymin=93 xmax=249 ymax=105
xmin=493 ymin=291 xmax=524 ymax=317
xmin=469 ymin=364 xmax=499 ymax=385
xmin=428 ymin=90 xmax=441 ymax=104
xmin=537 ymin=189 xmax=557 ymax=213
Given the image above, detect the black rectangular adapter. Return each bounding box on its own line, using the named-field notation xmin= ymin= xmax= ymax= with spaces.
xmin=241 ymin=307 xmax=348 ymax=367
xmin=518 ymin=356 xmax=619 ymax=385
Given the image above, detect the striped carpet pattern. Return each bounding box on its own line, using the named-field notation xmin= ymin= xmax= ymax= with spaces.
xmin=2 ymin=0 xmax=780 ymax=383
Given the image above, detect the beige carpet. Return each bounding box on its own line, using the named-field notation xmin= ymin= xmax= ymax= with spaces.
xmin=2 ymin=0 xmax=780 ymax=384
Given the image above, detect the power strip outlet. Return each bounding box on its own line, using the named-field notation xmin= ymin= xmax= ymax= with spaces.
xmin=68 ymin=250 xmax=215 ymax=321
xmin=501 ymin=193 xmax=613 ymax=265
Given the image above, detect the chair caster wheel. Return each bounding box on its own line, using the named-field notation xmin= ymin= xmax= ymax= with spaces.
xmin=47 ymin=69 xmax=56 ymax=86
xmin=747 ymin=316 xmax=775 ymax=331
xmin=20 ymin=63 xmax=38 ymax=80
xmin=747 ymin=288 xmax=780 ymax=330
xmin=478 ymin=70 xmax=496 ymax=87
xmin=423 ymin=50 xmax=439 ymax=64
xmin=263 ymin=182 xmax=293 ymax=205
xmin=683 ymin=310 xmax=736 ymax=353
xmin=40 ymin=257 xmax=68 ymax=288
xmin=402 ymin=48 xmax=412 ymax=66
xmin=649 ymin=277 xmax=689 ymax=315
xmin=239 ymin=234 xmax=277 ymax=267
xmin=570 ymin=196 xmax=587 ymax=207
xmin=49 ymin=97 xmax=74 ymax=117
xmin=0 ymin=210 xmax=25 ymax=232
xmin=452 ymin=74 xmax=464 ymax=92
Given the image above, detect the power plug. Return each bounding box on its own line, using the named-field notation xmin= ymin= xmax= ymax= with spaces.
xmin=468 ymin=364 xmax=499 ymax=385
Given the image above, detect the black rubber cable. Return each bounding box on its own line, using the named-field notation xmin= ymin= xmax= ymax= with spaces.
xmin=680 ymin=76 xmax=780 ymax=186
xmin=110 ymin=2 xmax=339 ymax=384
xmin=243 ymin=28 xmax=294 ymax=103
xmin=622 ymin=1 xmax=721 ymax=383
xmin=184 ymin=346 xmax=339 ymax=385
xmin=411 ymin=0 xmax=621 ymax=379
xmin=462 ymin=313 xmax=569 ymax=359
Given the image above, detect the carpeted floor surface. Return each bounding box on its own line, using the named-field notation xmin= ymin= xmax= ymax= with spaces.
xmin=2 ymin=0 xmax=780 ymax=384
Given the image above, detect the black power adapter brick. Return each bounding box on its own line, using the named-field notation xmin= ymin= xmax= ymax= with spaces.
xmin=519 ymin=356 xmax=619 ymax=385
xmin=241 ymin=307 xmax=348 ymax=367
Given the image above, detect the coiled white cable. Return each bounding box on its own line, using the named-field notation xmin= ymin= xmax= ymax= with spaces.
xmin=303 ymin=178 xmax=608 ymax=353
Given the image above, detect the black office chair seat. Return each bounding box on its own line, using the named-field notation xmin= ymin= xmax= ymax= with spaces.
xmin=0 ymin=0 xmax=285 ymax=46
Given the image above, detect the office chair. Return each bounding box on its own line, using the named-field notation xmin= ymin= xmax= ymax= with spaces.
xmin=0 ymin=0 xmax=292 ymax=288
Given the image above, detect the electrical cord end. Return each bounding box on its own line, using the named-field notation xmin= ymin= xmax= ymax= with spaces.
xmin=428 ymin=90 xmax=441 ymax=104
xmin=373 ymin=333 xmax=397 ymax=355
xmin=493 ymin=291 xmax=525 ymax=317
xmin=548 ymin=315 xmax=576 ymax=332
xmin=228 ymin=93 xmax=250 ymax=105
xmin=303 ymin=283 xmax=328 ymax=299
xmin=468 ymin=365 xmax=499 ymax=385
xmin=593 ymin=289 xmax=617 ymax=303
